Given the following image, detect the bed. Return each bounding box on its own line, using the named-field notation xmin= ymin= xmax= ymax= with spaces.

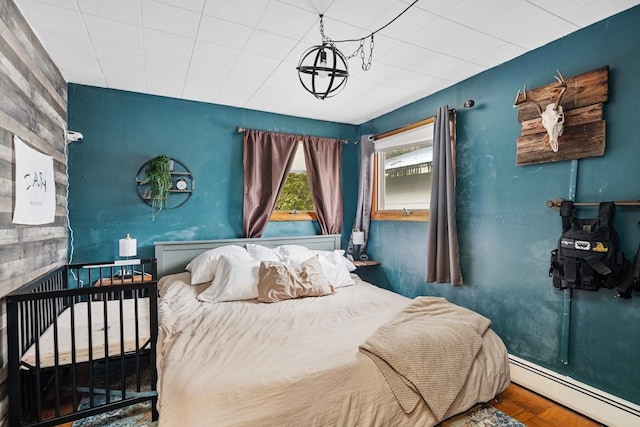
xmin=154 ymin=235 xmax=510 ymax=426
xmin=6 ymin=259 xmax=159 ymax=427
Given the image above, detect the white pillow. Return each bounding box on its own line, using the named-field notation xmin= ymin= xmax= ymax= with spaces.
xmin=315 ymin=250 xmax=356 ymax=288
xmin=277 ymin=246 xmax=355 ymax=288
xmin=186 ymin=245 xmax=252 ymax=285
xmin=197 ymin=255 xmax=261 ymax=303
xmin=246 ymin=244 xmax=282 ymax=262
xmin=315 ymin=249 xmax=357 ymax=272
xmin=277 ymin=245 xmax=315 ymax=266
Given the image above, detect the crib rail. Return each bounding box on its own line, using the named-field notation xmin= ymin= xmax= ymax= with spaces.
xmin=6 ymin=259 xmax=159 ymax=427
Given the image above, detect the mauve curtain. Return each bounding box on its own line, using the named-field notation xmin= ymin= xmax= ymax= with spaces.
xmin=426 ymin=106 xmax=463 ymax=285
xmin=346 ymin=134 xmax=375 ymax=261
xmin=243 ymin=130 xmax=299 ymax=238
xmin=302 ymin=136 xmax=343 ymax=235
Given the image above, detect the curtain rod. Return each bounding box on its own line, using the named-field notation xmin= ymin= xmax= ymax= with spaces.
xmin=373 ymin=100 xmax=474 ymax=140
xmin=546 ymin=198 xmax=640 ymax=210
xmin=236 ymin=126 xmax=348 ymax=144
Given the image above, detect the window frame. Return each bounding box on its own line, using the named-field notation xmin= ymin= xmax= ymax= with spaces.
xmin=371 ymin=117 xmax=434 ymax=222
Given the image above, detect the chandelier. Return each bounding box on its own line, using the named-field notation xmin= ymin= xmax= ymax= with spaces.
xmin=296 ymin=1 xmax=419 ymax=100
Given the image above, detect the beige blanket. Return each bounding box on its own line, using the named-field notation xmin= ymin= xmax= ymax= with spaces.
xmin=157 ymin=274 xmax=509 ymax=427
xmin=359 ymin=296 xmax=491 ymax=421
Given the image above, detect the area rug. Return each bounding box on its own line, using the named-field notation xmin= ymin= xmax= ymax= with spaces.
xmin=72 ymin=356 xmax=157 ymax=427
xmin=72 ymin=400 xmax=156 ymax=427
xmin=72 ymin=401 xmax=522 ymax=427
xmin=440 ymin=404 xmax=525 ymax=426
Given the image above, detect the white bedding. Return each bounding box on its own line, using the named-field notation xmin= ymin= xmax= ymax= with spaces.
xmin=157 ymin=272 xmax=510 ymax=427
xmin=22 ymin=298 xmax=151 ymax=369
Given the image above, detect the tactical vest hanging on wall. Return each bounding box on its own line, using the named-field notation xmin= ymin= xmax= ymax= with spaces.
xmin=549 ymin=201 xmax=628 ymax=291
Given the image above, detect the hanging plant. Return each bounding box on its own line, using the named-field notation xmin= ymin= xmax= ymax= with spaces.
xmin=140 ymin=154 xmax=172 ymax=218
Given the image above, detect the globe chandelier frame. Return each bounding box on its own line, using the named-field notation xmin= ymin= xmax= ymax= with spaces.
xmin=296 ymin=0 xmax=420 ymax=100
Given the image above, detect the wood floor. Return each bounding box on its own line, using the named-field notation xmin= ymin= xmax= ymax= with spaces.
xmin=491 ymin=383 xmax=604 ymax=426
xmin=45 ymin=381 xmax=603 ymax=426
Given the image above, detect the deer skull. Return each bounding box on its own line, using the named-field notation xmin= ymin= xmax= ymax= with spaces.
xmin=540 ymin=103 xmax=565 ymax=152
xmin=514 ymin=70 xmax=567 ymax=152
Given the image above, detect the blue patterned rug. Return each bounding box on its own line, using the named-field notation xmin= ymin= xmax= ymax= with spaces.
xmin=440 ymin=404 xmax=525 ymax=426
xmin=72 ymin=402 xmax=521 ymax=426
xmin=72 ymin=400 xmax=156 ymax=427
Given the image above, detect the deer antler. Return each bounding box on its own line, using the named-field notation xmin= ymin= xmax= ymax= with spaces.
xmin=513 ymin=83 xmax=542 ymax=114
xmin=552 ymin=69 xmax=567 ymax=111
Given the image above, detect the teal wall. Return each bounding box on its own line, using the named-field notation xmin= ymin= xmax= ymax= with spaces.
xmin=68 ymin=5 xmax=640 ymax=407
xmin=66 ymin=86 xmax=359 ymax=261
xmin=360 ymin=6 xmax=640 ymax=404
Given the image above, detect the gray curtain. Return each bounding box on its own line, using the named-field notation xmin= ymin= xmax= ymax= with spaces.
xmin=242 ymin=130 xmax=298 ymax=238
xmin=426 ymin=107 xmax=463 ymax=285
xmin=346 ymin=134 xmax=375 ymax=261
xmin=302 ymin=136 xmax=343 ymax=235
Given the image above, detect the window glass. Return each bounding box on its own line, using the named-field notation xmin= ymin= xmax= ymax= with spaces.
xmin=377 ymin=144 xmax=432 ymax=210
xmin=372 ymin=120 xmax=433 ymax=221
xmin=272 ymin=142 xmax=316 ymax=221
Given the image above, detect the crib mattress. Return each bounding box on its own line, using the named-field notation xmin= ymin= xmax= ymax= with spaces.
xmin=21 ymin=298 xmax=151 ymax=369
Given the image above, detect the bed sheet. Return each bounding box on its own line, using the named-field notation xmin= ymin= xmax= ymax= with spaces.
xmin=157 ymin=273 xmax=509 ymax=427
xmin=21 ymin=298 xmax=151 ymax=369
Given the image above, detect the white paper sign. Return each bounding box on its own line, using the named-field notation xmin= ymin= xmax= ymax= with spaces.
xmin=13 ymin=135 xmax=56 ymax=225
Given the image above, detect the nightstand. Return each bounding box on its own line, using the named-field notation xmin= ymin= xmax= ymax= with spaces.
xmin=93 ymin=273 xmax=153 ymax=300
xmin=353 ymin=260 xmax=381 ymax=268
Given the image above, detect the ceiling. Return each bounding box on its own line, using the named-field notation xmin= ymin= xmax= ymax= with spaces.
xmin=14 ymin=0 xmax=640 ymax=125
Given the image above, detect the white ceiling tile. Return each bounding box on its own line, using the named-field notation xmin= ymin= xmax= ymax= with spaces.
xmin=92 ymin=39 xmax=145 ymax=68
xmin=366 ymin=3 xmax=439 ymax=41
xmin=525 ymin=0 xmax=588 ymax=16
xmin=55 ymin=54 xmax=105 ymax=85
xmin=215 ymin=68 xmax=266 ymax=106
xmin=234 ymin=51 xmax=281 ymax=74
xmin=144 ymin=28 xmax=194 ymax=57
xmin=244 ymin=78 xmax=294 ymax=112
xmin=17 ymin=0 xmax=86 ymax=35
xmin=509 ymin=16 xmax=580 ymax=50
xmin=324 ymin=0 xmax=394 ymax=29
xmin=77 ymin=0 xmax=142 ymax=26
xmin=256 ymin=2 xmax=318 ymax=40
xmin=182 ymin=59 xmax=232 ymax=102
xmin=243 ymin=30 xmax=298 ymax=59
xmin=408 ymin=18 xmax=504 ymax=59
xmin=145 ymin=51 xmax=190 ymax=97
xmin=191 ymin=39 xmax=241 ymax=65
xmin=29 ymin=27 xmax=95 ymax=58
xmin=441 ymin=0 xmax=559 ymax=42
xmin=559 ymin=0 xmax=640 ymax=27
xmin=141 ymin=0 xmax=201 ymax=38
xmin=150 ymin=0 xmax=205 ymax=13
xmin=302 ymin=16 xmax=366 ymax=45
xmin=469 ymin=41 xmax=527 ymax=68
xmin=203 ymin=0 xmax=269 ymax=27
xmin=197 ymin=15 xmax=253 ymax=49
xmin=84 ymin=14 xmax=143 ymax=49
xmin=61 ymin=67 xmax=106 ymax=87
xmin=404 ymin=0 xmax=466 ymax=16
xmin=378 ymin=42 xmax=475 ymax=81
xmin=29 ymin=0 xmax=79 ymax=11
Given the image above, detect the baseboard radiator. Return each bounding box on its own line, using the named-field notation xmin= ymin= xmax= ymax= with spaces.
xmin=509 ymin=355 xmax=640 ymax=426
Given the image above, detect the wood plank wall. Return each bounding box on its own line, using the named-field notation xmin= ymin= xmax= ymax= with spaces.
xmin=0 ymin=0 xmax=67 ymax=424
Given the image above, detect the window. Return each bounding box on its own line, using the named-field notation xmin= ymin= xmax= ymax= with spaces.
xmin=372 ymin=118 xmax=434 ymax=222
xmin=270 ymin=142 xmax=317 ymax=221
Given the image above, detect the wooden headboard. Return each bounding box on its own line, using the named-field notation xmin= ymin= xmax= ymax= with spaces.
xmin=154 ymin=234 xmax=342 ymax=277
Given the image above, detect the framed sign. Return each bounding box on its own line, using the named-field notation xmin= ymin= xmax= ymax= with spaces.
xmin=13 ymin=135 xmax=56 ymax=225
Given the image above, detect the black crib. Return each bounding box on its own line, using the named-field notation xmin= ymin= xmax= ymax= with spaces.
xmin=5 ymin=259 xmax=159 ymax=427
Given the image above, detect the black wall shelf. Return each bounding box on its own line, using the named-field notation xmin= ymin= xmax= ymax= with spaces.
xmin=135 ymin=157 xmax=194 ymax=209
